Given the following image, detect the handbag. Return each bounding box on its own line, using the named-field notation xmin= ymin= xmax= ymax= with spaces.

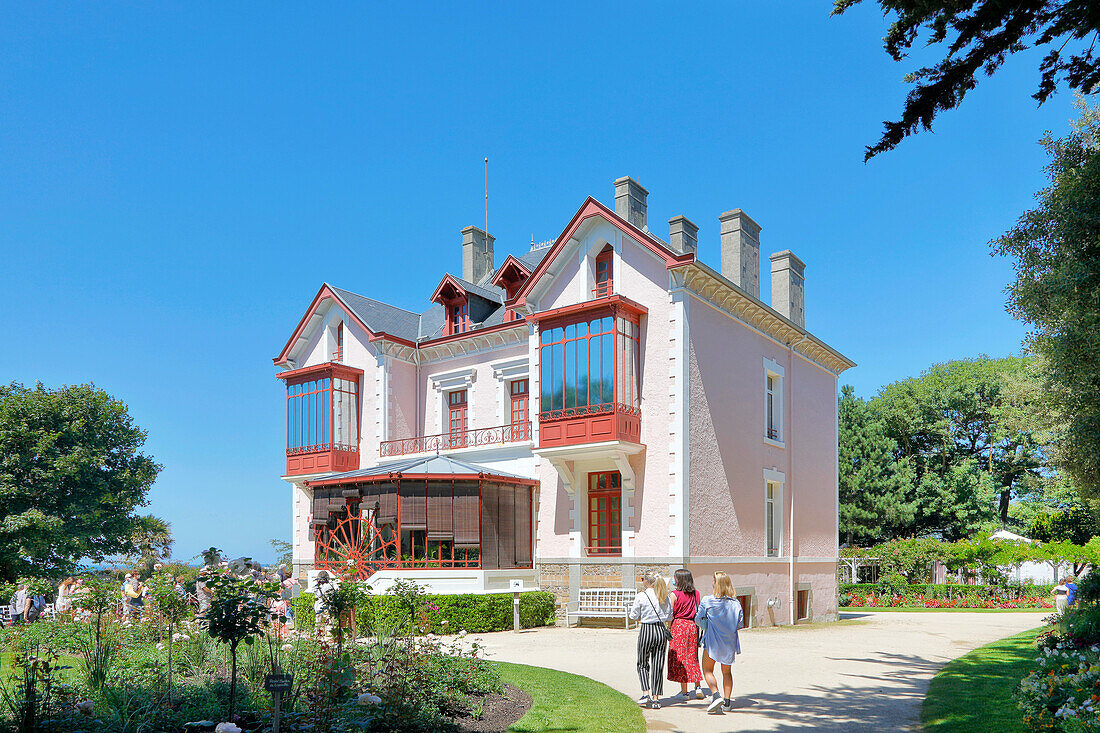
xmin=644 ymin=591 xmax=674 ymax=643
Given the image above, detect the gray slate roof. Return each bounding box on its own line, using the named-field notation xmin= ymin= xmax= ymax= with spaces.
xmin=327 ymin=244 xmax=551 ymax=346
xmin=517 ymin=247 xmax=551 ymax=271
xmin=452 ymin=276 xmax=504 ymax=304
xmin=330 ymin=285 xmax=422 ymax=342
xmin=308 ymin=454 xmax=528 ymax=482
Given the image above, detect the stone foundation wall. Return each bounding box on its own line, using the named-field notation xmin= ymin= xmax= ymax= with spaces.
xmin=536 ymin=561 xmax=674 ymax=618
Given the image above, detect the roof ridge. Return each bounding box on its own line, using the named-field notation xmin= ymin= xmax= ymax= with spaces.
xmin=329 ymin=284 xmax=422 ymax=317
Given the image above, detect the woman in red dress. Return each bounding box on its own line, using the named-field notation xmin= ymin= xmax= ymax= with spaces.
xmin=666 ymin=568 xmax=705 ymax=701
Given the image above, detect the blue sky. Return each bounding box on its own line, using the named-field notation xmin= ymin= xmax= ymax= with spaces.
xmin=0 ymin=3 xmax=1080 ymax=563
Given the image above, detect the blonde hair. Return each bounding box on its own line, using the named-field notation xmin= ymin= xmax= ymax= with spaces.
xmin=643 ymin=570 xmax=669 ymax=605
xmin=713 ymin=571 xmax=735 ymax=598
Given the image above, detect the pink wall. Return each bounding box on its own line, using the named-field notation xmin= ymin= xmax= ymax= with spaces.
xmin=686 ymin=299 xmax=838 ymax=560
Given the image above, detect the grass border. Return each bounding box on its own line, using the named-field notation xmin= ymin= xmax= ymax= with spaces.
xmin=920 ymin=626 xmax=1045 ymax=732
xmin=495 ymin=660 xmax=646 ymax=733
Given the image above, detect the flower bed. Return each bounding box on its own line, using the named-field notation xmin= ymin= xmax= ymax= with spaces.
xmin=1017 ymin=633 xmax=1100 ymax=731
xmin=843 ymin=592 xmax=1054 ymax=609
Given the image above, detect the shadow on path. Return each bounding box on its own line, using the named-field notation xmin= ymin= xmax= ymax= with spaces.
xmin=652 ymin=651 xmax=944 ymax=733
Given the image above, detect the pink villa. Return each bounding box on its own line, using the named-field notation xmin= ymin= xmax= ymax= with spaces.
xmin=273 ymin=177 xmax=854 ymax=625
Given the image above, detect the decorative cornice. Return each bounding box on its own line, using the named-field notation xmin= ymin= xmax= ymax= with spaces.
xmin=670 ymin=262 xmax=855 ymax=376
xmin=416 ymin=323 xmax=527 ymax=365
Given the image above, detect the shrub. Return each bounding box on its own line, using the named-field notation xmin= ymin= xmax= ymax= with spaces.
xmin=296 ymin=592 xmax=316 ymax=630
xmin=876 ymin=573 xmax=909 ymax=598
xmin=357 ymin=591 xmax=557 ymax=634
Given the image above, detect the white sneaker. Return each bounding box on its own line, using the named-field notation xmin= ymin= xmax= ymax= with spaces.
xmin=638 ymin=694 xmax=650 ymax=707
xmin=694 ymin=686 xmax=706 ymax=700
xmin=650 ymin=697 xmax=661 ymax=710
xmin=707 ymin=695 xmax=725 ymax=714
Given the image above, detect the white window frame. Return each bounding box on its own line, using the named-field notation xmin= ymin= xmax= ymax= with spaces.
xmin=430 ymin=367 xmax=476 ymax=433
xmin=764 ymin=469 xmax=785 ymax=558
xmin=764 ymin=357 xmax=785 ymax=447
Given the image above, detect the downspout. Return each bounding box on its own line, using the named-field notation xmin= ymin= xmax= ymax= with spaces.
xmin=789 ymin=332 xmax=808 ymax=625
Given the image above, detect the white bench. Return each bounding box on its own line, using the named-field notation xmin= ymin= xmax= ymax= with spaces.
xmin=565 ymin=588 xmax=637 ymax=629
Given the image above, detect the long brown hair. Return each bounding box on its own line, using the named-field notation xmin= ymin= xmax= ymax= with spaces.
xmin=713 ymin=571 xmax=735 ymax=598
xmin=673 ymin=568 xmax=696 ymax=595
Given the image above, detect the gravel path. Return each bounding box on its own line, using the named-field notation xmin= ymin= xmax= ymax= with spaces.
xmin=474 ymin=611 xmax=1045 ymax=732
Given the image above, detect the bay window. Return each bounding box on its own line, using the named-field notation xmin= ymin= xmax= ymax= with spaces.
xmin=536 ymin=301 xmax=644 ymax=448
xmin=538 ymin=314 xmax=640 ymax=419
xmin=279 ymin=362 xmax=362 ymax=475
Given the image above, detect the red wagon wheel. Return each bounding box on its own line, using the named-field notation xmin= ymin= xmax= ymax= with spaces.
xmin=315 ymin=502 xmax=398 ymax=579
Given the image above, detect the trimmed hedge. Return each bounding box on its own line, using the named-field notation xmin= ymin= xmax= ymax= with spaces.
xmin=295 ymin=590 xmax=556 ymax=633
xmin=841 ymin=583 xmax=1056 ymax=598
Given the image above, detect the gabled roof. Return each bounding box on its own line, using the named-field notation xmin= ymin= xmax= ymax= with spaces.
xmin=330 ymin=286 xmax=421 ymax=339
xmin=490 ymin=254 xmax=532 ymax=288
xmin=304 ymin=454 xmax=534 ymax=487
xmin=510 ymin=196 xmax=695 ymax=308
xmin=430 ymin=273 xmax=505 ymax=305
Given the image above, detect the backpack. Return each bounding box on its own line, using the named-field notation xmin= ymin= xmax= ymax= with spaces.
xmin=26 ymin=602 xmax=41 ymax=622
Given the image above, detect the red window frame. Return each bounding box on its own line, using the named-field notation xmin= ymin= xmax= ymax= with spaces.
xmin=509 ymin=379 xmax=529 ymax=440
xmin=594 ymin=247 xmax=613 ymax=297
xmin=538 ymin=309 xmax=640 ymax=419
xmin=450 ymin=302 xmax=470 ymax=335
xmin=587 ymin=471 xmax=622 ymax=556
xmin=333 ymin=322 xmax=344 ymax=362
xmin=447 ymin=390 xmax=468 ymax=447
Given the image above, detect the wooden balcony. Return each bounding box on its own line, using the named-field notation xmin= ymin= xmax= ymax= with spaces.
xmin=538 ymin=402 xmax=641 ymax=449
xmin=286 ymin=443 xmax=359 ymax=476
xmin=379 ymin=422 xmax=532 ymax=458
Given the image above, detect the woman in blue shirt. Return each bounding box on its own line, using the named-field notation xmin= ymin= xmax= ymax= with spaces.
xmin=694 ymin=571 xmax=743 ymax=714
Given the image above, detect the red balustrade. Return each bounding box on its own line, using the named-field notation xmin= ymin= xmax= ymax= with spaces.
xmin=379 ymin=421 xmax=532 ymax=458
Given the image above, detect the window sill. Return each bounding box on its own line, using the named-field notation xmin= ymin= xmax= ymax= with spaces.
xmin=764 ymin=436 xmax=785 ymax=449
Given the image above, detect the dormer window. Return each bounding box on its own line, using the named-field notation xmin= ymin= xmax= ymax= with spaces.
xmin=594 ymin=246 xmax=613 ymax=298
xmin=490 ymin=256 xmax=532 ymax=322
xmin=450 ymin=302 xmax=470 ymax=334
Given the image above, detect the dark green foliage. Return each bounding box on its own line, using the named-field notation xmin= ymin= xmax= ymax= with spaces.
xmin=0 ymin=381 xmax=162 ymax=580
xmin=876 ymin=573 xmax=910 ymax=597
xmin=995 ymin=96 xmax=1100 ymax=503
xmin=869 ymin=356 xmax=1049 ymax=537
xmin=358 ymin=591 xmax=557 ymax=634
xmin=832 ymin=1 xmax=1100 ymax=160
xmin=839 ymin=385 xmax=915 ymax=544
xmin=296 ymin=590 xmax=557 ymax=634
xmin=1029 ymin=504 xmax=1100 ymax=544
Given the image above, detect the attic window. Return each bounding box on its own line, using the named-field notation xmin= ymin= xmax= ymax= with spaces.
xmin=594 ymin=247 xmax=613 ymax=298
xmin=450 ymin=302 xmax=470 ymax=335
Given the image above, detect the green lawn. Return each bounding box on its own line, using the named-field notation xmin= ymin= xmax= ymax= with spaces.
xmin=496 ymin=661 xmax=645 ymax=733
xmin=0 ymin=651 xmax=83 ymax=690
xmin=842 ymin=606 xmax=1051 ymax=613
xmin=920 ymin=626 xmax=1045 ymax=733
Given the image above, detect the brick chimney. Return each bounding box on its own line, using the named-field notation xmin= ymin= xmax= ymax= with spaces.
xmin=719 ymin=209 xmax=761 ymax=298
xmin=668 ymin=215 xmax=699 ymax=255
xmin=461 ymin=226 xmax=495 ymax=284
xmin=770 ymin=250 xmax=805 ymax=327
xmin=614 ymin=177 xmax=648 ymax=229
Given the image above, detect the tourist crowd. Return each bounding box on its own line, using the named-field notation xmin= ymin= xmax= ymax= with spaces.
xmin=629 ymin=568 xmax=744 ymax=716
xmin=4 ymin=557 xmax=301 ymax=629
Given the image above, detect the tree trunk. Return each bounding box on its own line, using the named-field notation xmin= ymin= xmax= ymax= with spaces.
xmin=229 ymin=644 xmax=238 ymax=721
xmin=999 ymin=489 xmax=1011 ymax=522
xmin=167 ymin=620 xmax=173 ymax=707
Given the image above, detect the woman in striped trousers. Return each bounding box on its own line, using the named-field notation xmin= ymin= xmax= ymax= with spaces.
xmin=628 ymin=570 xmax=673 ymax=708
